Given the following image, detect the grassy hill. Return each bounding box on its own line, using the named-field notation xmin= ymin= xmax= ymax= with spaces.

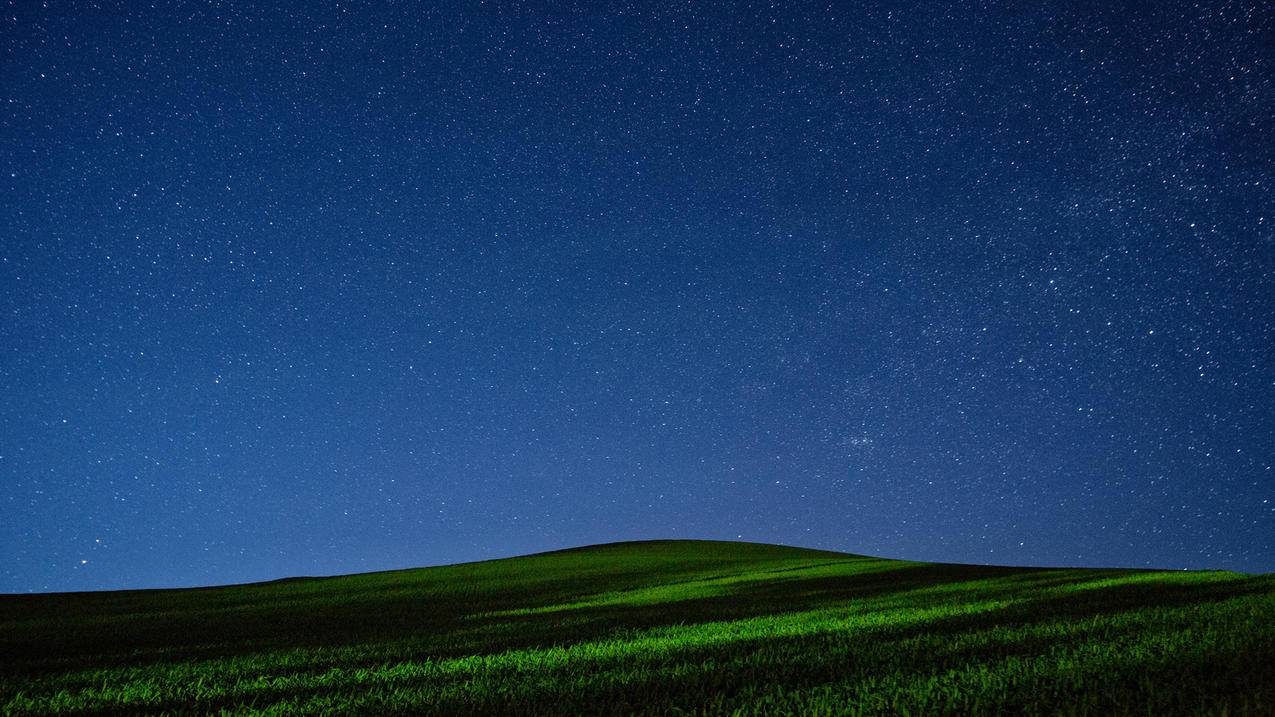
xmin=1 ymin=540 xmax=1271 ymax=715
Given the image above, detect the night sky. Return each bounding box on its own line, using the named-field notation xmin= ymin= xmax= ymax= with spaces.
xmin=3 ymin=1 xmax=1272 ymax=593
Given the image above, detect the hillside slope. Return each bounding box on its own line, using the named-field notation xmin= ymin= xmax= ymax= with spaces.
xmin=2 ymin=540 xmax=1272 ymax=715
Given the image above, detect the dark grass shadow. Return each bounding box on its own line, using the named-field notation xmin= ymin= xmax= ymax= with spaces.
xmin=0 ymin=557 xmax=901 ymax=673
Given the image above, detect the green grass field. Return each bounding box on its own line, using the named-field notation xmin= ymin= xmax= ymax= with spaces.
xmin=1 ymin=540 xmax=1272 ymax=715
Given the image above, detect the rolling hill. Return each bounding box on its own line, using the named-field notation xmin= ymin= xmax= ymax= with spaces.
xmin=1 ymin=540 xmax=1271 ymax=714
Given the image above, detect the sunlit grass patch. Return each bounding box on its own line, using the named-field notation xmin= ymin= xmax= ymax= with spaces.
xmin=483 ymin=558 xmax=908 ymax=617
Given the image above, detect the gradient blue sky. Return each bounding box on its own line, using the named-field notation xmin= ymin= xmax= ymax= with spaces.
xmin=2 ymin=0 xmax=1272 ymax=592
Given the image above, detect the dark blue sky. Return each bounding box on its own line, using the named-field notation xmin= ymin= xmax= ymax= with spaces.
xmin=2 ymin=1 xmax=1272 ymax=592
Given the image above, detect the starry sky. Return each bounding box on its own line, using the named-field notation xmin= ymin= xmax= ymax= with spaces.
xmin=2 ymin=1 xmax=1272 ymax=593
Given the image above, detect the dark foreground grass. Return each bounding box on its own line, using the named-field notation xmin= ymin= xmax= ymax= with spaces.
xmin=1 ymin=540 xmax=1272 ymax=715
